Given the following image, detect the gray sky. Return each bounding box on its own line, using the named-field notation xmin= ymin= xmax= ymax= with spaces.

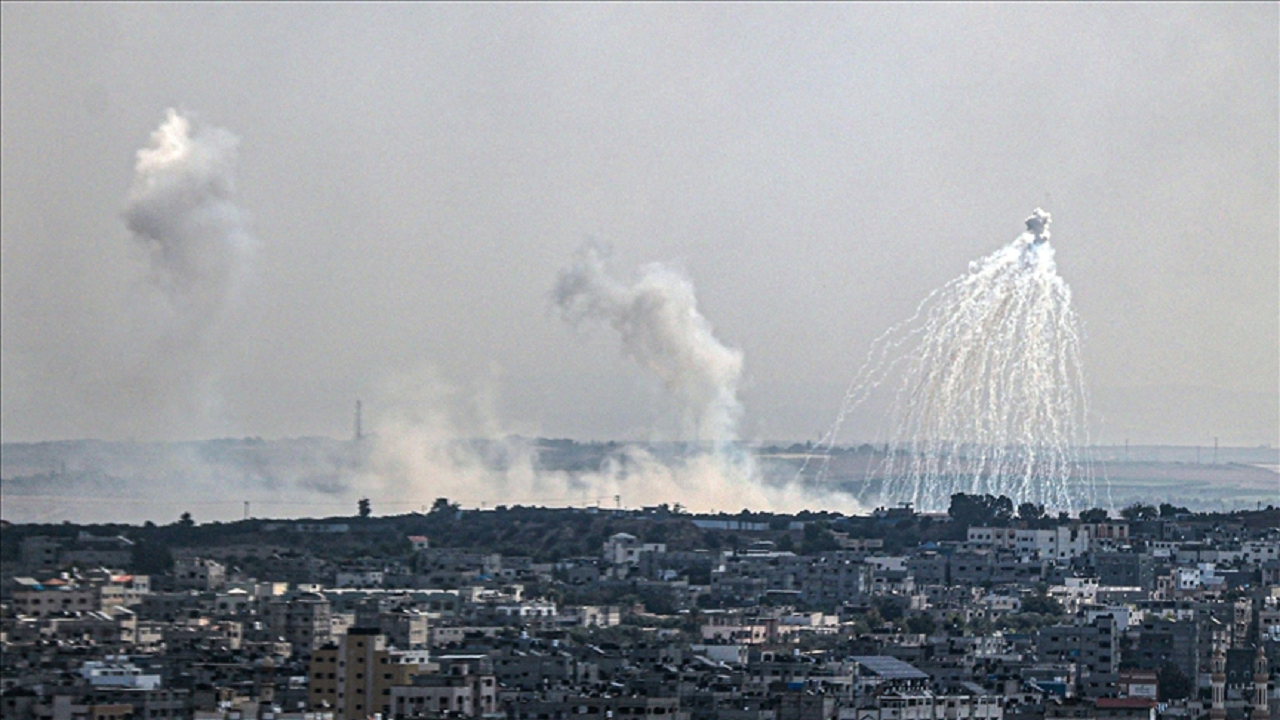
xmin=3 ymin=3 xmax=1277 ymax=447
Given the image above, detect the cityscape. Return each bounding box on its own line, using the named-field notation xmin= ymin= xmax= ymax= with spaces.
xmin=1 ymin=494 xmax=1278 ymax=720
xmin=2 ymin=5 xmax=1276 ymax=720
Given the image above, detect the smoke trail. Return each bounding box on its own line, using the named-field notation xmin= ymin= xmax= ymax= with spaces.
xmin=553 ymin=245 xmax=744 ymax=446
xmin=124 ymin=109 xmax=252 ymax=330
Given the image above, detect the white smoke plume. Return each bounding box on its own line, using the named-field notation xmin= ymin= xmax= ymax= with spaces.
xmin=124 ymin=109 xmax=252 ymax=331
xmin=338 ymin=248 xmax=850 ymax=516
xmin=353 ymin=370 xmax=829 ymax=515
xmin=116 ymin=109 xmax=254 ymax=436
xmin=553 ymin=245 xmax=744 ymax=446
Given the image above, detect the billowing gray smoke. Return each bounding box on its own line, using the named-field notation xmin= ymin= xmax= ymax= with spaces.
xmin=116 ymin=109 xmax=254 ymax=436
xmin=124 ymin=109 xmax=252 ymax=328
xmin=553 ymin=245 xmax=744 ymax=445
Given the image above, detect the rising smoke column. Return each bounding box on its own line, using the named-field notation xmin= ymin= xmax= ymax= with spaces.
xmin=124 ymin=109 xmax=252 ymax=331
xmin=553 ymin=245 xmax=744 ymax=447
xmin=118 ymin=109 xmax=254 ymax=433
xmin=809 ymin=210 xmax=1101 ymax=513
xmin=319 ymin=247 xmax=844 ymax=516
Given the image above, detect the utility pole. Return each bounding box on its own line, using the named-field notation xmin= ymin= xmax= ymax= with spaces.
xmin=244 ymin=501 xmax=250 ymax=520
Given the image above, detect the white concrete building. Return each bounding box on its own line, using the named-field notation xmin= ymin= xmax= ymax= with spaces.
xmin=81 ymin=660 xmax=162 ymax=690
xmin=602 ymin=533 xmax=666 ymax=566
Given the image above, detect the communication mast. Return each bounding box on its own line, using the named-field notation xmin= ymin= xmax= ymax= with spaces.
xmin=354 ymin=400 xmax=364 ymax=443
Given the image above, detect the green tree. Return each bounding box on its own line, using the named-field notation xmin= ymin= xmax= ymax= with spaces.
xmin=1158 ymin=663 xmax=1193 ymax=700
xmin=872 ymin=597 xmax=904 ymax=622
xmin=358 ymin=498 xmax=371 ymax=518
xmin=943 ymin=614 xmax=966 ymax=635
xmin=131 ymin=541 xmax=174 ymax=574
xmin=1120 ymin=503 xmax=1158 ymax=521
xmin=1017 ymin=503 xmax=1045 ymax=522
xmin=800 ymin=522 xmax=840 ymax=554
xmin=430 ymin=497 xmax=459 ymax=515
xmin=905 ymin=614 xmax=936 ymax=635
xmin=967 ymin=616 xmax=994 ymax=636
xmin=1079 ymin=507 xmax=1109 ymax=522
xmin=1021 ymin=593 xmax=1064 ymax=616
xmin=948 ymin=494 xmax=1014 ymax=528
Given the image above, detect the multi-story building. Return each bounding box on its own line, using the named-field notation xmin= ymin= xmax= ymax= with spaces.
xmin=10 ymin=579 xmax=100 ymax=618
xmin=1037 ymin=614 xmax=1119 ymax=695
xmin=18 ymin=536 xmax=62 ymax=571
xmin=391 ymin=655 xmax=497 ymax=718
xmin=1015 ymin=527 xmax=1091 ymax=562
xmin=1092 ymin=552 xmax=1156 ymax=591
xmin=354 ymin=601 xmax=429 ymax=650
xmin=907 ymin=551 xmax=949 ymax=586
xmin=602 ymin=532 xmax=667 ymax=567
xmin=172 ymin=558 xmax=226 ymax=592
xmin=309 ymin=628 xmax=424 ymax=720
xmin=415 ymin=548 xmax=502 ymax=587
xmin=507 ymin=696 xmax=687 ymax=720
xmin=265 ymin=592 xmax=332 ymax=655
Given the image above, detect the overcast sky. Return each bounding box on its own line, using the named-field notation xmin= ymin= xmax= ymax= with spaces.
xmin=2 ymin=3 xmax=1277 ymax=448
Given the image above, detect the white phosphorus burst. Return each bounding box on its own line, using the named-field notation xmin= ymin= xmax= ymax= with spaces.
xmin=808 ymin=209 xmax=1103 ymax=513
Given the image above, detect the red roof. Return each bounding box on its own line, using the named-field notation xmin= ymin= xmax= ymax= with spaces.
xmin=1096 ymin=698 xmax=1158 ymax=709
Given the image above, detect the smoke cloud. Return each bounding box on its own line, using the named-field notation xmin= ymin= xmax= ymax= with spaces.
xmin=115 ymin=109 xmax=254 ymax=436
xmin=124 ymin=109 xmax=252 ymax=325
xmin=353 ymin=370 xmax=826 ymax=515
xmin=553 ymin=245 xmax=744 ymax=446
xmin=336 ymin=249 xmax=842 ymax=515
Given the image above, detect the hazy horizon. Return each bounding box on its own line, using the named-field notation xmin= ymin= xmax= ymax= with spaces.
xmin=2 ymin=434 xmax=1275 ymax=525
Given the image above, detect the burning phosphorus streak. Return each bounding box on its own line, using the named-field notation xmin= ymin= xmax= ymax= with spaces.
xmin=810 ymin=209 xmax=1103 ymax=513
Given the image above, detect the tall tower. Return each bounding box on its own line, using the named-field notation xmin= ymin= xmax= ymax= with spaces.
xmin=1254 ymin=645 xmax=1271 ymax=720
xmin=1210 ymin=642 xmax=1227 ymax=720
xmin=255 ymin=657 xmax=275 ymax=704
xmin=354 ymin=400 xmax=363 ymax=443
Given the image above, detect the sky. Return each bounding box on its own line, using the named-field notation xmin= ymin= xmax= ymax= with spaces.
xmin=3 ymin=3 xmax=1277 ymax=449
